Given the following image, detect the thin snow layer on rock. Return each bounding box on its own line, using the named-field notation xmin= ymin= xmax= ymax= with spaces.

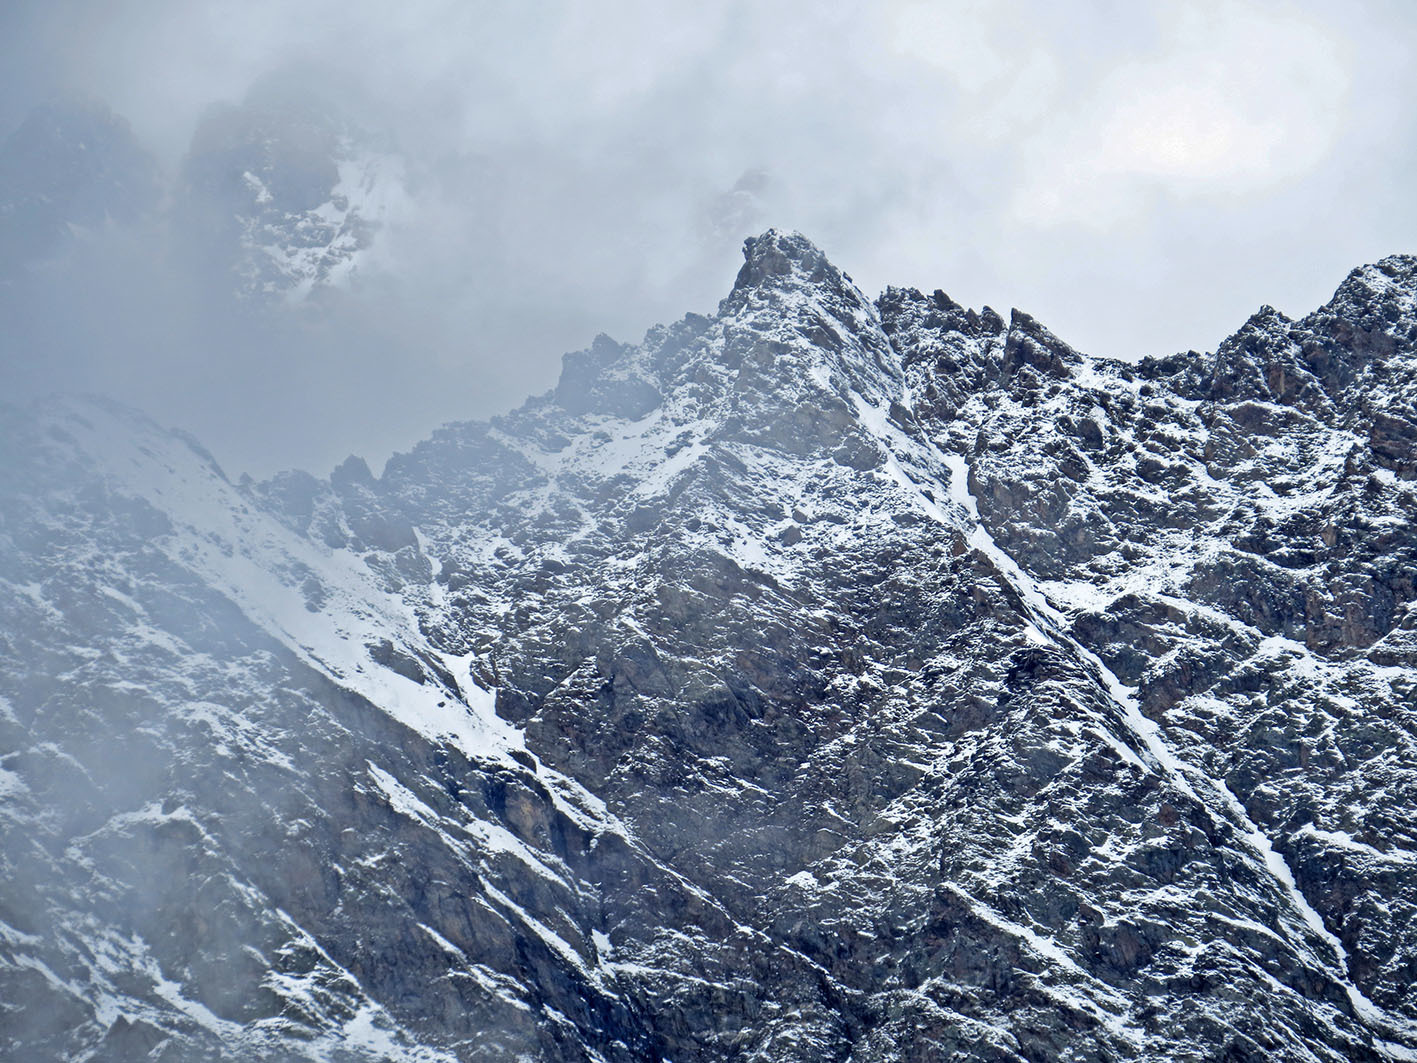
xmin=53 ymin=398 xmax=511 ymax=765
xmin=851 ymin=385 xmax=1417 ymax=1057
xmin=0 ymin=398 xmax=660 ymax=1060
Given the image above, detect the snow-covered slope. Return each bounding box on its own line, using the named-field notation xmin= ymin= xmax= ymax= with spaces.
xmin=0 ymin=402 xmax=704 ymax=1062
xmin=1 ymin=231 xmax=1414 ymax=1061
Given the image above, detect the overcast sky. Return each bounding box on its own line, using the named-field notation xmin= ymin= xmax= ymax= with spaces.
xmin=3 ymin=0 xmax=1416 ymax=477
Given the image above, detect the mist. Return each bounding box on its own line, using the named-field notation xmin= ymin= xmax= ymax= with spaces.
xmin=2 ymin=0 xmax=1416 ymax=478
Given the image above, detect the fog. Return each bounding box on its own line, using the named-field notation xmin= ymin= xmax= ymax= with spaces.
xmin=3 ymin=0 xmax=1416 ymax=477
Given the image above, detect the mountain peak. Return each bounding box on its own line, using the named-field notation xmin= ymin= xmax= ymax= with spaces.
xmin=1355 ymin=252 xmax=1417 ymax=285
xmin=1319 ymin=253 xmax=1417 ymax=324
xmin=730 ymin=228 xmax=840 ymax=294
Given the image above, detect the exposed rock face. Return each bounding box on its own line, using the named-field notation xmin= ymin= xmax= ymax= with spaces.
xmin=1 ymin=231 xmax=1414 ymax=1061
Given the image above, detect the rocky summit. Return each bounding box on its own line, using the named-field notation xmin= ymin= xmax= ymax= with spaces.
xmin=1 ymin=230 xmax=1415 ymax=1061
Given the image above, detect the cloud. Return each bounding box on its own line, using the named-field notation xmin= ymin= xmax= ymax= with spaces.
xmin=1010 ymin=3 xmax=1352 ymax=228
xmin=1 ymin=0 xmax=1414 ymax=476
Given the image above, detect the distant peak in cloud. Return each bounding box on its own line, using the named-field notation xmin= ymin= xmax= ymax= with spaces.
xmin=176 ymin=73 xmax=409 ymax=306
xmin=0 ymin=95 xmax=161 ymax=269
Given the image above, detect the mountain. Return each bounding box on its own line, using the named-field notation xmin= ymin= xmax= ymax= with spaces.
xmin=0 ymin=83 xmax=407 ymax=308
xmin=0 ymin=98 xmax=161 ymax=277
xmin=1 ymin=231 xmax=1414 ymax=1061
xmin=176 ymin=80 xmax=408 ymax=306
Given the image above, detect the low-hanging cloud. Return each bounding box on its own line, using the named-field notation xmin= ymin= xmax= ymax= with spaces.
xmin=2 ymin=0 xmax=1415 ymax=477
